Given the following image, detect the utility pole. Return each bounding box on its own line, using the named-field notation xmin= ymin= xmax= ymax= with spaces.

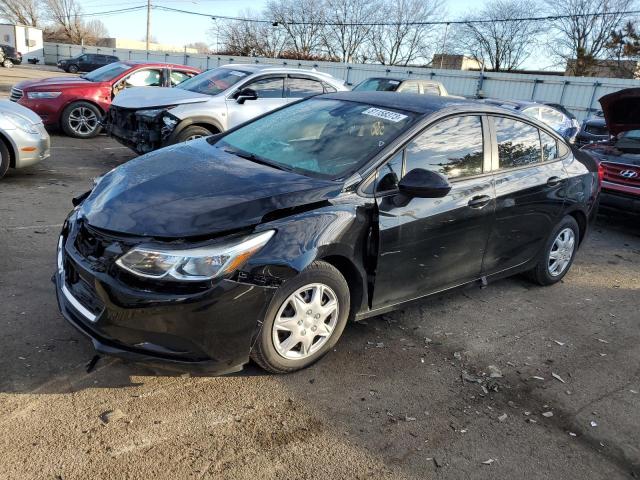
xmin=146 ymin=0 xmax=151 ymax=52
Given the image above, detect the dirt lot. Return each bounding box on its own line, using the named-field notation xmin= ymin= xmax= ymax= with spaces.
xmin=1 ymin=68 xmax=639 ymax=479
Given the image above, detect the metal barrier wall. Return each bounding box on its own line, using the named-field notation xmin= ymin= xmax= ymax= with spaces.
xmin=44 ymin=42 xmax=640 ymax=121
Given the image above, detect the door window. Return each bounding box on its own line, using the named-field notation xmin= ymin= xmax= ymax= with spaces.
xmin=124 ymin=69 xmax=162 ymax=87
xmin=170 ymin=70 xmax=195 ymax=86
xmin=244 ymin=77 xmax=284 ymax=98
xmin=405 ymin=116 xmax=484 ymax=180
xmin=494 ymin=117 xmax=542 ymax=169
xmin=540 ymin=131 xmax=559 ymax=161
xmin=287 ymin=77 xmax=324 ymax=98
xmin=376 ymin=151 xmax=404 ymax=193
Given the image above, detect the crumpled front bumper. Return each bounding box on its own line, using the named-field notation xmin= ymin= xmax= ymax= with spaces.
xmin=54 ymin=228 xmax=277 ymax=374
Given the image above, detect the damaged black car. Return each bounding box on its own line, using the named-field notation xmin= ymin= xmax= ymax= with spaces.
xmin=55 ymin=92 xmax=599 ymax=374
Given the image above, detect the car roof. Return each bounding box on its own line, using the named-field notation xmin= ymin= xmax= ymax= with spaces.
xmin=219 ymin=63 xmax=336 ymax=78
xmin=320 ymin=91 xmax=489 ymax=115
xmin=121 ymin=60 xmax=200 ymax=70
xmin=359 ymin=77 xmax=442 ymax=84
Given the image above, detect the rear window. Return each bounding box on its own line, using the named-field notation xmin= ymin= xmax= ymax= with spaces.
xmin=176 ymin=67 xmax=250 ymax=96
xmin=83 ymin=62 xmax=131 ymax=82
xmin=353 ymin=78 xmax=401 ymax=92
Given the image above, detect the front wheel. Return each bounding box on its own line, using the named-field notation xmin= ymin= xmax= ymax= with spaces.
xmin=527 ymin=215 xmax=580 ymax=286
xmin=67 ymin=64 xmax=79 ymax=74
xmin=61 ymin=101 xmax=102 ymax=138
xmin=0 ymin=140 xmax=10 ymax=179
xmin=174 ymin=125 xmax=215 ymax=143
xmin=251 ymin=261 xmax=350 ymax=373
xmin=2 ymin=58 xmax=13 ymax=68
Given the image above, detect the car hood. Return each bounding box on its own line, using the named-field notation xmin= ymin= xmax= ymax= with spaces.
xmin=111 ymin=86 xmax=212 ymax=109
xmin=79 ymin=139 xmax=342 ymax=238
xmin=0 ymin=99 xmax=43 ymax=124
xmin=599 ymin=88 xmax=640 ymax=136
xmin=15 ymin=76 xmax=99 ymax=90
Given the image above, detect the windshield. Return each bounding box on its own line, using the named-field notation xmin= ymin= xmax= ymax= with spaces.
xmin=83 ymin=62 xmax=131 ymax=82
xmin=353 ymin=78 xmax=401 ymax=92
xmin=217 ymin=98 xmax=415 ymax=179
xmin=176 ymin=67 xmax=250 ymax=95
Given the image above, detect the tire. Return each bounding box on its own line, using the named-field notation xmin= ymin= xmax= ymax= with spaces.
xmin=174 ymin=125 xmax=214 ymax=143
xmin=0 ymin=140 xmax=10 ymax=179
xmin=251 ymin=261 xmax=350 ymax=374
xmin=67 ymin=64 xmax=79 ymax=74
xmin=61 ymin=101 xmax=102 ymax=138
xmin=2 ymin=58 xmax=13 ymax=68
xmin=527 ymin=215 xmax=580 ymax=286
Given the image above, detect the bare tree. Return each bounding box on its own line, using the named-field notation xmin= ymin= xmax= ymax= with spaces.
xmin=0 ymin=0 xmax=42 ymax=26
xmin=367 ymin=0 xmax=444 ymax=66
xmin=321 ymin=0 xmax=381 ymax=62
xmin=454 ymin=0 xmax=544 ymax=71
xmin=546 ymin=0 xmax=635 ymax=76
xmin=44 ymin=0 xmax=108 ymax=45
xmin=266 ymin=0 xmax=326 ymax=59
xmin=215 ymin=8 xmax=289 ymax=57
xmin=186 ymin=41 xmax=211 ymax=54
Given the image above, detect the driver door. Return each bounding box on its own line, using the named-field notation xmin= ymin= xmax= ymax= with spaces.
xmin=225 ymin=76 xmax=287 ymax=128
xmin=372 ymin=115 xmax=496 ymax=308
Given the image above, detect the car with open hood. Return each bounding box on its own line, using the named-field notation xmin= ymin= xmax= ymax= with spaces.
xmin=581 ymin=88 xmax=640 ymax=213
xmin=104 ymin=64 xmax=348 ymax=154
xmin=55 ymin=92 xmax=599 ymax=375
xmin=11 ymin=61 xmax=200 ymax=138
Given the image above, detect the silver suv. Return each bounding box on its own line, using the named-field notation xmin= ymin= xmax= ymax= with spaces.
xmin=106 ymin=64 xmax=348 ymax=154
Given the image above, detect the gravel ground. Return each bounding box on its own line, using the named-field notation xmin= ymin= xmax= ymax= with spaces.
xmin=1 ymin=134 xmax=639 ymax=478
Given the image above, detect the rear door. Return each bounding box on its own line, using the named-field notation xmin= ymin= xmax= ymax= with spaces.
xmin=226 ymin=75 xmax=286 ymax=128
xmin=372 ymin=115 xmax=495 ymax=308
xmin=482 ymin=116 xmax=568 ymax=275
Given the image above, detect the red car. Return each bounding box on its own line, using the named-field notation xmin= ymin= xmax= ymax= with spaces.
xmin=10 ymin=61 xmax=201 ymax=138
xmin=582 ymin=88 xmax=640 ymax=213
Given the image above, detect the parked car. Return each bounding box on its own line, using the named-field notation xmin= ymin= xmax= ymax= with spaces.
xmin=581 ymin=88 xmax=640 ymax=213
xmin=575 ymin=110 xmax=608 ymax=146
xmin=57 ymin=53 xmax=120 ymax=73
xmin=352 ymin=77 xmax=448 ymax=96
xmin=11 ymin=61 xmax=200 ymax=139
xmin=105 ymin=64 xmax=348 ymax=154
xmin=55 ymin=92 xmax=599 ymax=374
xmin=0 ymin=100 xmax=50 ymax=179
xmin=0 ymin=44 xmax=22 ymax=68
xmin=480 ymin=99 xmax=580 ymax=143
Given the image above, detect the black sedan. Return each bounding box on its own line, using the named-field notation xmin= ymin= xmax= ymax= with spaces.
xmin=55 ymin=92 xmax=600 ymax=374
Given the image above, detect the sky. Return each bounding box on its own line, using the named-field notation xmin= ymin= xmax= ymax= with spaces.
xmin=77 ymin=0 xmax=544 ymax=67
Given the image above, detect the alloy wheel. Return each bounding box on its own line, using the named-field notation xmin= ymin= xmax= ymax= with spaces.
xmin=68 ymin=107 xmax=99 ymax=135
xmin=185 ymin=134 xmax=204 ymax=141
xmin=548 ymin=227 xmax=575 ymax=277
xmin=272 ymin=283 xmax=339 ymax=360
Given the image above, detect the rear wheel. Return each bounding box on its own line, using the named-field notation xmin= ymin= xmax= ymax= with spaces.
xmin=0 ymin=140 xmax=10 ymax=179
xmin=527 ymin=215 xmax=579 ymax=286
xmin=251 ymin=261 xmax=350 ymax=373
xmin=61 ymin=101 xmax=102 ymax=138
xmin=67 ymin=64 xmax=79 ymax=74
xmin=174 ymin=125 xmax=215 ymax=143
xmin=2 ymin=58 xmax=13 ymax=68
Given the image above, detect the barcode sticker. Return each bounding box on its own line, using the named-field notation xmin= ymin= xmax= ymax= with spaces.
xmin=362 ymin=107 xmax=408 ymax=123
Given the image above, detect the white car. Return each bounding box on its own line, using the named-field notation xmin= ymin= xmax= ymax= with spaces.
xmin=0 ymin=100 xmax=50 ymax=179
xmin=105 ymin=64 xmax=348 ymax=154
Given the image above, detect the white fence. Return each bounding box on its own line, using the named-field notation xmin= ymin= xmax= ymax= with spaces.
xmin=44 ymin=42 xmax=640 ymax=122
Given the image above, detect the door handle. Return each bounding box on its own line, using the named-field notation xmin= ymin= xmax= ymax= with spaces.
xmin=547 ymin=176 xmax=564 ymax=187
xmin=468 ymin=195 xmax=492 ymax=209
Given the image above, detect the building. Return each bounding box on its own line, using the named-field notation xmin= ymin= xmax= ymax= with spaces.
xmin=565 ymin=59 xmax=640 ymax=79
xmin=0 ymin=24 xmax=44 ymax=62
xmin=430 ymin=54 xmax=483 ymax=71
xmin=96 ymin=38 xmax=197 ymax=54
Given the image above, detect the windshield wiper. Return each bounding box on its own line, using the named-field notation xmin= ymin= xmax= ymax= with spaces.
xmin=223 ymin=147 xmax=292 ymax=172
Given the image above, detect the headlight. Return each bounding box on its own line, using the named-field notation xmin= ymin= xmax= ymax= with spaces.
xmin=27 ymin=91 xmax=62 ymax=99
xmin=0 ymin=112 xmax=39 ymax=134
xmin=116 ymin=230 xmax=275 ymax=281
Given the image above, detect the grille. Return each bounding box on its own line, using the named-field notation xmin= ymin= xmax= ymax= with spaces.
xmin=9 ymin=87 xmax=23 ymax=102
xmin=601 ymin=162 xmax=640 ymax=188
xmin=63 ymin=257 xmax=105 ymax=316
xmin=584 ymin=124 xmax=608 ymax=136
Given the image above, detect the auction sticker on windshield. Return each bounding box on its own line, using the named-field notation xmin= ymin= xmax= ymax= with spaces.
xmin=362 ymin=107 xmax=408 ymax=123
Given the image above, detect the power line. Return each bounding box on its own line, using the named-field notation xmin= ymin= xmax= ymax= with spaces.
xmin=78 ymin=5 xmax=147 ymax=17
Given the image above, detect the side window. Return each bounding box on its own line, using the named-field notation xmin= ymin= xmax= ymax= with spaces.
xmin=170 ymin=70 xmax=195 ymax=86
xmin=422 ymin=83 xmax=441 ymax=95
xmin=406 ymin=115 xmax=484 ymax=180
xmin=125 ymin=69 xmax=162 ymax=87
xmin=522 ymin=107 xmax=540 ymax=121
xmin=78 ymin=54 xmax=87 ymax=62
xmin=376 ymin=151 xmax=404 ymax=193
xmin=540 ymin=107 xmax=566 ymax=128
xmin=540 ymin=131 xmax=559 ymax=161
xmin=287 ymin=77 xmax=324 ymax=98
xmin=494 ymin=117 xmax=542 ymax=169
xmin=399 ymin=81 xmax=420 ymax=94
xmin=245 ymin=77 xmax=284 ymax=98
xmin=96 ymin=55 xmax=107 ymax=63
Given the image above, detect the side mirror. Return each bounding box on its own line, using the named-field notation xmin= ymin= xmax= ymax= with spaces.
xmin=398 ymin=168 xmax=451 ymax=198
xmin=235 ymin=88 xmax=258 ymax=104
